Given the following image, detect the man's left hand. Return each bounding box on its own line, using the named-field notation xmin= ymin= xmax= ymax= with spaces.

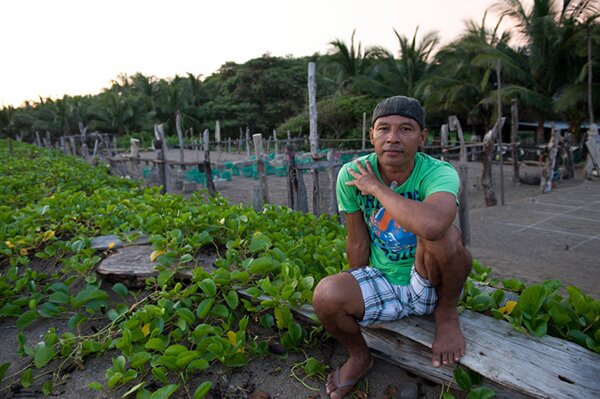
xmin=345 ymin=160 xmax=384 ymax=196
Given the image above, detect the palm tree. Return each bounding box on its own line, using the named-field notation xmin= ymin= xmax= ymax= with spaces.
xmin=493 ymin=0 xmax=600 ymax=142
xmin=357 ymin=27 xmax=440 ymax=99
xmin=324 ymin=30 xmax=383 ymax=94
xmin=0 ymin=106 xmax=16 ymax=138
xmin=130 ymin=72 xmax=160 ymax=117
xmin=552 ymin=10 xmax=600 ymax=137
xmin=418 ymin=13 xmax=513 ymax=133
xmin=394 ymin=27 xmax=440 ymax=97
xmin=88 ymin=91 xmax=134 ymax=135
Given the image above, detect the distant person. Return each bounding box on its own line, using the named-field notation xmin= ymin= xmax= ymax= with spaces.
xmin=313 ymin=96 xmax=472 ymax=399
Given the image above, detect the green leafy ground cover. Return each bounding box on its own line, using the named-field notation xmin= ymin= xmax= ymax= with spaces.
xmin=0 ymin=140 xmax=598 ymax=398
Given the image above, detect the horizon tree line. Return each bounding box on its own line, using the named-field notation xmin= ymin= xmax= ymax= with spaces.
xmin=1 ymin=0 xmax=598 ymax=146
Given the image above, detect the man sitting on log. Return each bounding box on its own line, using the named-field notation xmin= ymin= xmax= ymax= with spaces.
xmin=313 ymin=95 xmax=472 ymax=399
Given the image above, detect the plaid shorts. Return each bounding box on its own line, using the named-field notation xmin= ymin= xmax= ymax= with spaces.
xmin=349 ymin=266 xmax=437 ymax=326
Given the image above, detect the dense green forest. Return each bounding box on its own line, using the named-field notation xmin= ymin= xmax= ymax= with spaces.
xmin=1 ymin=0 xmax=599 ymax=145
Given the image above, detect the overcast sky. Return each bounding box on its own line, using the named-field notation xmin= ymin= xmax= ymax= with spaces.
xmin=1 ymin=0 xmax=504 ymax=107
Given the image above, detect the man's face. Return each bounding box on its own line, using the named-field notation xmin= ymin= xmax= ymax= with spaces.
xmin=370 ymin=114 xmax=427 ymax=168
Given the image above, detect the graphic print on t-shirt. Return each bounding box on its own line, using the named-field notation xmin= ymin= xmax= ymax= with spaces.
xmin=369 ymin=207 xmax=416 ymax=260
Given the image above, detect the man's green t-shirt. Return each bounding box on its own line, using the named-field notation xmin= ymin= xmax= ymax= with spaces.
xmin=336 ymin=152 xmax=459 ymax=285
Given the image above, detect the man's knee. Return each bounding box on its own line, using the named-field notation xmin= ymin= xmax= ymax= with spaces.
xmin=420 ymin=226 xmax=469 ymax=259
xmin=313 ymin=273 xmax=362 ymax=317
xmin=417 ymin=227 xmax=472 ymax=284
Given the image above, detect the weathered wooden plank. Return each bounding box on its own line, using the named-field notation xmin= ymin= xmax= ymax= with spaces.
xmin=96 ymin=245 xmax=216 ymax=287
xmin=372 ymin=311 xmax=600 ymax=399
xmin=361 ymin=329 xmax=529 ymax=399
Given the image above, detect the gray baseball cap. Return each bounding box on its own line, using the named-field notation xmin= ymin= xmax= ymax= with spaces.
xmin=371 ymin=96 xmax=425 ymax=129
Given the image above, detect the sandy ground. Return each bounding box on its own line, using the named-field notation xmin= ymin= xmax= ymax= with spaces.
xmin=2 ymin=148 xmax=597 ymax=398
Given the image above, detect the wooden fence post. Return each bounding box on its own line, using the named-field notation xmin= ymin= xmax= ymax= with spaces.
xmin=253 ymin=134 xmax=269 ymax=206
xmin=245 ymin=127 xmax=251 ymax=159
xmin=540 ymin=124 xmax=560 ymax=193
xmin=273 ymin=129 xmax=279 ymax=156
xmin=153 ymin=124 xmax=167 ymax=194
xmin=203 ymin=129 xmax=216 ymax=196
xmin=286 ymin=146 xmax=308 ymax=213
xmin=440 ymin=124 xmax=449 ymax=162
xmin=496 ymin=61 xmax=505 ymax=205
xmin=79 ymin=122 xmax=89 ymax=159
xmin=92 ymin=137 xmax=99 ymax=158
xmin=449 ymin=116 xmax=470 ymax=246
xmin=175 ymin=111 xmax=186 ymax=188
xmin=69 ymin=136 xmax=77 ymax=156
xmin=481 ymin=118 xmax=506 ymax=206
xmin=44 ymin=131 xmax=52 ymax=148
xmin=560 ymin=133 xmax=575 ymax=179
xmin=327 ymin=149 xmax=338 ymax=216
xmin=308 ymin=61 xmax=321 ymax=215
xmin=584 ymin=124 xmax=600 ymax=179
xmin=60 ymin=137 xmax=67 ymax=155
xmin=215 ymin=120 xmax=222 ymax=160
xmin=511 ymin=99 xmax=520 ymax=182
xmin=176 ymin=111 xmax=185 ymax=164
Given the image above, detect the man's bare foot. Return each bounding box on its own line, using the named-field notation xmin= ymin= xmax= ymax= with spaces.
xmin=324 ymin=352 xmax=373 ymax=398
xmin=432 ymin=307 xmax=465 ymax=367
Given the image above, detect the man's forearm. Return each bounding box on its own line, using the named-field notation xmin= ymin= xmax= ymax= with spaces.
xmin=346 ymin=242 xmax=370 ymax=269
